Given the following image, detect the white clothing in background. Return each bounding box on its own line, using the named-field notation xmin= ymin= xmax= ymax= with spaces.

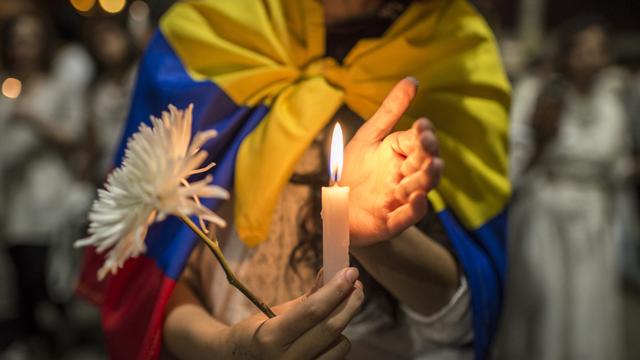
xmin=89 ymin=66 xmax=136 ymax=178
xmin=0 ymin=75 xmax=92 ymax=243
xmin=498 ymin=68 xmax=628 ymax=360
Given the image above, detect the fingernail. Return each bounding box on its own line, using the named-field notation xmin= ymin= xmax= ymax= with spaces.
xmin=314 ymin=269 xmax=324 ymax=286
xmin=420 ymin=133 xmax=430 ymax=147
xmin=415 ymin=118 xmax=428 ymax=131
xmin=405 ymin=76 xmax=419 ymax=87
xmin=309 ymin=269 xmax=324 ymax=293
xmin=345 ymin=267 xmax=359 ymax=283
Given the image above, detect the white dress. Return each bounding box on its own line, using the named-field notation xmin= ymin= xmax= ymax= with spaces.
xmin=498 ymin=68 xmax=628 ymax=360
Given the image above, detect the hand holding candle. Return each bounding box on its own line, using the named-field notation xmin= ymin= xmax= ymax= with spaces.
xmin=322 ymin=123 xmax=350 ymax=284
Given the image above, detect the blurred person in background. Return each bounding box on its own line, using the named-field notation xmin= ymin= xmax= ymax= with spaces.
xmin=507 ymin=52 xmax=554 ymax=187
xmin=51 ymin=6 xmax=94 ymax=107
xmin=498 ymin=16 xmax=630 ymax=360
xmin=0 ymin=9 xmax=93 ymax=357
xmin=85 ymin=16 xmax=138 ymax=184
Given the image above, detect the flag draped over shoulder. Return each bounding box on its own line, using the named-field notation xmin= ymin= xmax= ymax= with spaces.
xmin=77 ymin=1 xmax=511 ymax=359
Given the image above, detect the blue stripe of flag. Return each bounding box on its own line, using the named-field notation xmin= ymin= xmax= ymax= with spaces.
xmin=114 ymin=30 xmax=267 ymax=280
xmin=437 ymin=209 xmax=507 ymax=360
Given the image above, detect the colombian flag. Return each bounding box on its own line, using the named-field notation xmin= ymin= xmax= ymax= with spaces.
xmin=77 ymin=1 xmax=511 ymax=359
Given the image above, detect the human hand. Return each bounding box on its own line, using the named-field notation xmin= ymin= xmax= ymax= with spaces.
xmin=342 ymin=77 xmax=443 ymax=247
xmin=227 ymin=267 xmax=364 ymax=359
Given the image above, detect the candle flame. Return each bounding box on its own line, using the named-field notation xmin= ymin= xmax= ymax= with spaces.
xmin=329 ymin=122 xmax=344 ymax=184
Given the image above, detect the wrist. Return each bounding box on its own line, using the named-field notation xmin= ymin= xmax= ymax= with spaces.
xmin=187 ymin=316 xmax=235 ymax=358
xmin=219 ymin=323 xmax=242 ymax=359
xmin=349 ymin=226 xmax=410 ymax=256
xmin=224 ymin=317 xmax=264 ymax=359
xmin=349 ymin=239 xmax=383 ymax=261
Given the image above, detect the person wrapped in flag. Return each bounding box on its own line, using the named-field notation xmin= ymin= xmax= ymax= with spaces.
xmin=76 ymin=0 xmax=510 ymax=359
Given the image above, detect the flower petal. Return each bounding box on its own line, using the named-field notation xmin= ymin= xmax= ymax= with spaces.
xmin=76 ymin=104 xmax=228 ymax=280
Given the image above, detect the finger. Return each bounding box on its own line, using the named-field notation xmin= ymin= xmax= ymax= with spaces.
xmin=306 ymin=268 xmax=325 ymax=296
xmin=420 ymin=126 xmax=439 ymax=157
xmin=270 ymin=297 xmax=304 ymax=317
xmin=396 ymin=156 xmax=443 ymax=201
xmin=396 ymin=170 xmax=428 ymax=202
xmin=389 ymin=118 xmax=429 ymax=157
xmin=400 ymin=123 xmax=438 ymax=177
xmin=419 ymin=117 xmax=436 ymax=133
xmin=265 ymin=267 xmax=359 ymax=345
xmin=399 ymin=144 xmax=428 ymax=177
xmin=353 ymin=77 xmax=418 ymax=142
xmin=387 ymin=191 xmax=428 ymax=233
xmin=270 ymin=268 xmax=328 ymax=316
xmin=315 ymin=335 xmax=352 ymax=360
xmin=286 ymin=282 xmax=363 ymax=357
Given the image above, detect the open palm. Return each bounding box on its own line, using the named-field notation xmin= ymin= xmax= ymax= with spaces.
xmin=342 ymin=78 xmax=443 ymax=247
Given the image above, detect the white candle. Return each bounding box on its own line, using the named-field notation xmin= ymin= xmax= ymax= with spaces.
xmin=322 ymin=123 xmax=350 ymax=284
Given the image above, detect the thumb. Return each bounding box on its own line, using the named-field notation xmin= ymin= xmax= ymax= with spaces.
xmin=353 ymin=77 xmax=418 ymax=143
xmin=270 ymin=296 xmax=303 ymax=316
xmin=270 ymin=269 xmax=325 ymax=316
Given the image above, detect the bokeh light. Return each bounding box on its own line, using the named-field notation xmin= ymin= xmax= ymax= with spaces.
xmin=99 ymin=0 xmax=126 ymax=14
xmin=2 ymin=78 xmax=22 ymax=99
xmin=129 ymin=0 xmax=150 ymax=21
xmin=70 ymin=0 xmax=96 ymax=13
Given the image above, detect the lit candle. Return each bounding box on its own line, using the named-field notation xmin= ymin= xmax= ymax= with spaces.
xmin=322 ymin=123 xmax=350 ymax=284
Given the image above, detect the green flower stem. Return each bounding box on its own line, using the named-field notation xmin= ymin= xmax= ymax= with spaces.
xmin=179 ymin=214 xmax=276 ymax=319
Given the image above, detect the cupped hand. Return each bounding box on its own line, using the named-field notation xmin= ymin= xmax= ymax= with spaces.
xmin=342 ymin=77 xmax=443 ymax=247
xmin=228 ymin=268 xmax=364 ymax=359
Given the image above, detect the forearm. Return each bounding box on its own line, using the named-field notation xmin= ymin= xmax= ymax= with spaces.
xmin=350 ymin=225 xmax=459 ymax=316
xmin=164 ymin=281 xmax=233 ymax=359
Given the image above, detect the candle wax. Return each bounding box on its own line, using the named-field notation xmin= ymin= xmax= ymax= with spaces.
xmin=322 ymin=184 xmax=350 ymax=284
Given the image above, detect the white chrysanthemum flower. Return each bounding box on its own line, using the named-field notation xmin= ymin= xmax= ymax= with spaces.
xmin=75 ymin=104 xmax=229 ymax=280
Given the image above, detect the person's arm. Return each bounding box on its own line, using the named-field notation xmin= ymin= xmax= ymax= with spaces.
xmin=351 ymin=225 xmax=459 ymax=316
xmin=164 ymin=281 xmax=234 ymax=359
xmin=164 ymin=267 xmax=364 ymax=359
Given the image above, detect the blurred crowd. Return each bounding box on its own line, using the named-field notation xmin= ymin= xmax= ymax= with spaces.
xmin=0 ymin=1 xmax=639 ymax=359
xmin=0 ymin=1 xmax=155 ymax=358
xmin=497 ymin=17 xmax=640 ymax=360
